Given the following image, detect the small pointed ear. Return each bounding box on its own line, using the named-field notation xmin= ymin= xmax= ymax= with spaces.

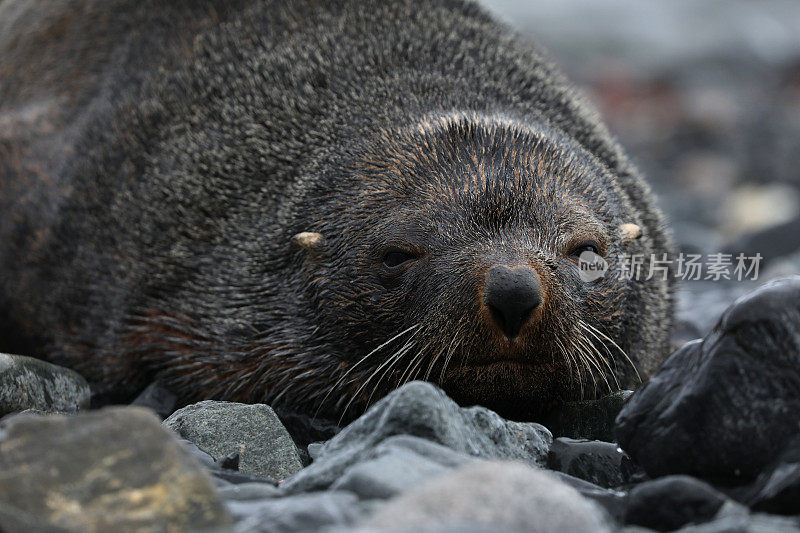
xmin=620 ymin=223 xmax=642 ymax=243
xmin=292 ymin=231 xmax=325 ymax=251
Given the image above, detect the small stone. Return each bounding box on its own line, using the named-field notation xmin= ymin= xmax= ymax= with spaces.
xmin=547 ymin=438 xmax=640 ymax=488
xmin=0 ymin=406 xmax=229 ymax=532
xmin=0 ymin=353 xmax=90 ymax=416
xmin=362 ymin=460 xmax=612 ymax=533
xmin=624 ymin=476 xmax=728 ymax=532
xmin=542 ymin=390 xmax=632 ymax=441
xmin=130 ymin=380 xmax=178 ymax=418
xmin=616 ymin=277 xmax=800 ymax=480
xmin=282 ymin=382 xmax=551 ymax=494
xmin=164 ymin=400 xmax=303 ymax=480
xmin=272 ymin=408 xmax=341 ymax=447
xmin=218 ymin=449 xmax=241 ymax=471
xmin=307 ymin=441 xmax=325 ymax=460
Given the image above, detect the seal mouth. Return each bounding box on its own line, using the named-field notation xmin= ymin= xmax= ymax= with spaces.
xmin=462 ymin=359 xmax=545 ymax=370
xmin=438 ymin=356 xmax=573 ymax=421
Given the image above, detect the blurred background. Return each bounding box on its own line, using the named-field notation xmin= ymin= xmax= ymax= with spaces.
xmin=480 ymin=0 xmax=800 ymax=338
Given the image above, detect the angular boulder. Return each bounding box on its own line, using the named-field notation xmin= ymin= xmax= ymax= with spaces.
xmin=164 ymin=400 xmax=303 ymax=481
xmin=616 ymin=277 xmax=800 ymax=480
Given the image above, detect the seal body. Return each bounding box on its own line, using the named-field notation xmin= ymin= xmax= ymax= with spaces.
xmin=0 ymin=0 xmax=674 ymax=420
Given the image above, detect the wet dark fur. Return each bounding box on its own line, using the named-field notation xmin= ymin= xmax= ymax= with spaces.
xmin=0 ymin=0 xmax=675 ymax=421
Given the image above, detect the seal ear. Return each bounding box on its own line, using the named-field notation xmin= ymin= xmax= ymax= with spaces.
xmin=619 ymin=223 xmax=642 ymax=243
xmin=292 ymin=231 xmax=325 ymax=252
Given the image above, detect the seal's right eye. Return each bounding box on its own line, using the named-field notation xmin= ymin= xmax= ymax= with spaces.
xmin=382 ymin=247 xmax=417 ymax=269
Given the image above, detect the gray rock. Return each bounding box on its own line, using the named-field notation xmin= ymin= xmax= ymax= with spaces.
xmin=362 ymin=460 xmax=612 ymax=533
xmin=164 ymin=400 xmax=303 ymax=481
xmin=227 ymin=490 xmax=369 ymax=533
xmin=0 ymin=406 xmax=229 ymax=532
xmin=0 ymin=353 xmax=90 ymax=416
xmin=616 ymin=277 xmax=800 ymax=480
xmin=674 ymin=502 xmax=800 ymax=532
xmin=542 ymin=390 xmax=632 ymax=441
xmin=330 ymin=435 xmax=473 ymax=500
xmin=282 ymin=381 xmax=551 ymax=494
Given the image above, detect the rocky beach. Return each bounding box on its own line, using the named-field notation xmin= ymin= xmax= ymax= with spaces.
xmin=2 ymin=1 xmax=800 ymax=531
xmin=1 ymin=276 xmax=799 ymax=531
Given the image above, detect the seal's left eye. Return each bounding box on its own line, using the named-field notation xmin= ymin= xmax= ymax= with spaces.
xmin=382 ymin=248 xmax=417 ymax=269
xmin=568 ymin=241 xmax=600 ymax=258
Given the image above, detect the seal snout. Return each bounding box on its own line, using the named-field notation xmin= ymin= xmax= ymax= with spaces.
xmin=483 ymin=265 xmax=544 ymax=340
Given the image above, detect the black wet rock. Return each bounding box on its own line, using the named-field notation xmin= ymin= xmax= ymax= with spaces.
xmin=616 ymin=277 xmax=800 ymax=480
xmin=547 ymin=437 xmax=641 ymax=488
xmin=0 ymin=406 xmax=229 ymax=531
xmin=0 ymin=353 xmax=90 ymax=416
xmin=624 ymin=476 xmax=728 ymax=531
xmin=281 ymin=381 xmax=552 ymax=494
xmin=274 ymin=407 xmax=342 ymax=447
xmin=543 ymin=390 xmax=632 ymax=441
xmin=744 ymin=436 xmax=800 ymax=515
xmin=164 ymin=400 xmax=303 ymax=480
xmin=226 ymin=490 xmax=371 ymax=533
xmin=131 ymin=380 xmax=178 ymax=418
xmin=362 ymin=460 xmax=612 ymax=533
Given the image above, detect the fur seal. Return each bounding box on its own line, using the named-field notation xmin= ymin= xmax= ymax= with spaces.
xmin=0 ymin=0 xmax=674 ymax=421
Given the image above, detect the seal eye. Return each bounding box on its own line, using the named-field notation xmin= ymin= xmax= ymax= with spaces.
xmin=382 ymin=247 xmax=417 ymax=269
xmin=568 ymin=241 xmax=600 ymax=258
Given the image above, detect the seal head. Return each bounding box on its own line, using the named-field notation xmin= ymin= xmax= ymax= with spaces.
xmin=299 ymin=115 xmax=659 ymax=420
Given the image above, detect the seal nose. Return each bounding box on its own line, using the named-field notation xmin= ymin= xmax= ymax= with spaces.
xmin=483 ymin=265 xmax=544 ymax=339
